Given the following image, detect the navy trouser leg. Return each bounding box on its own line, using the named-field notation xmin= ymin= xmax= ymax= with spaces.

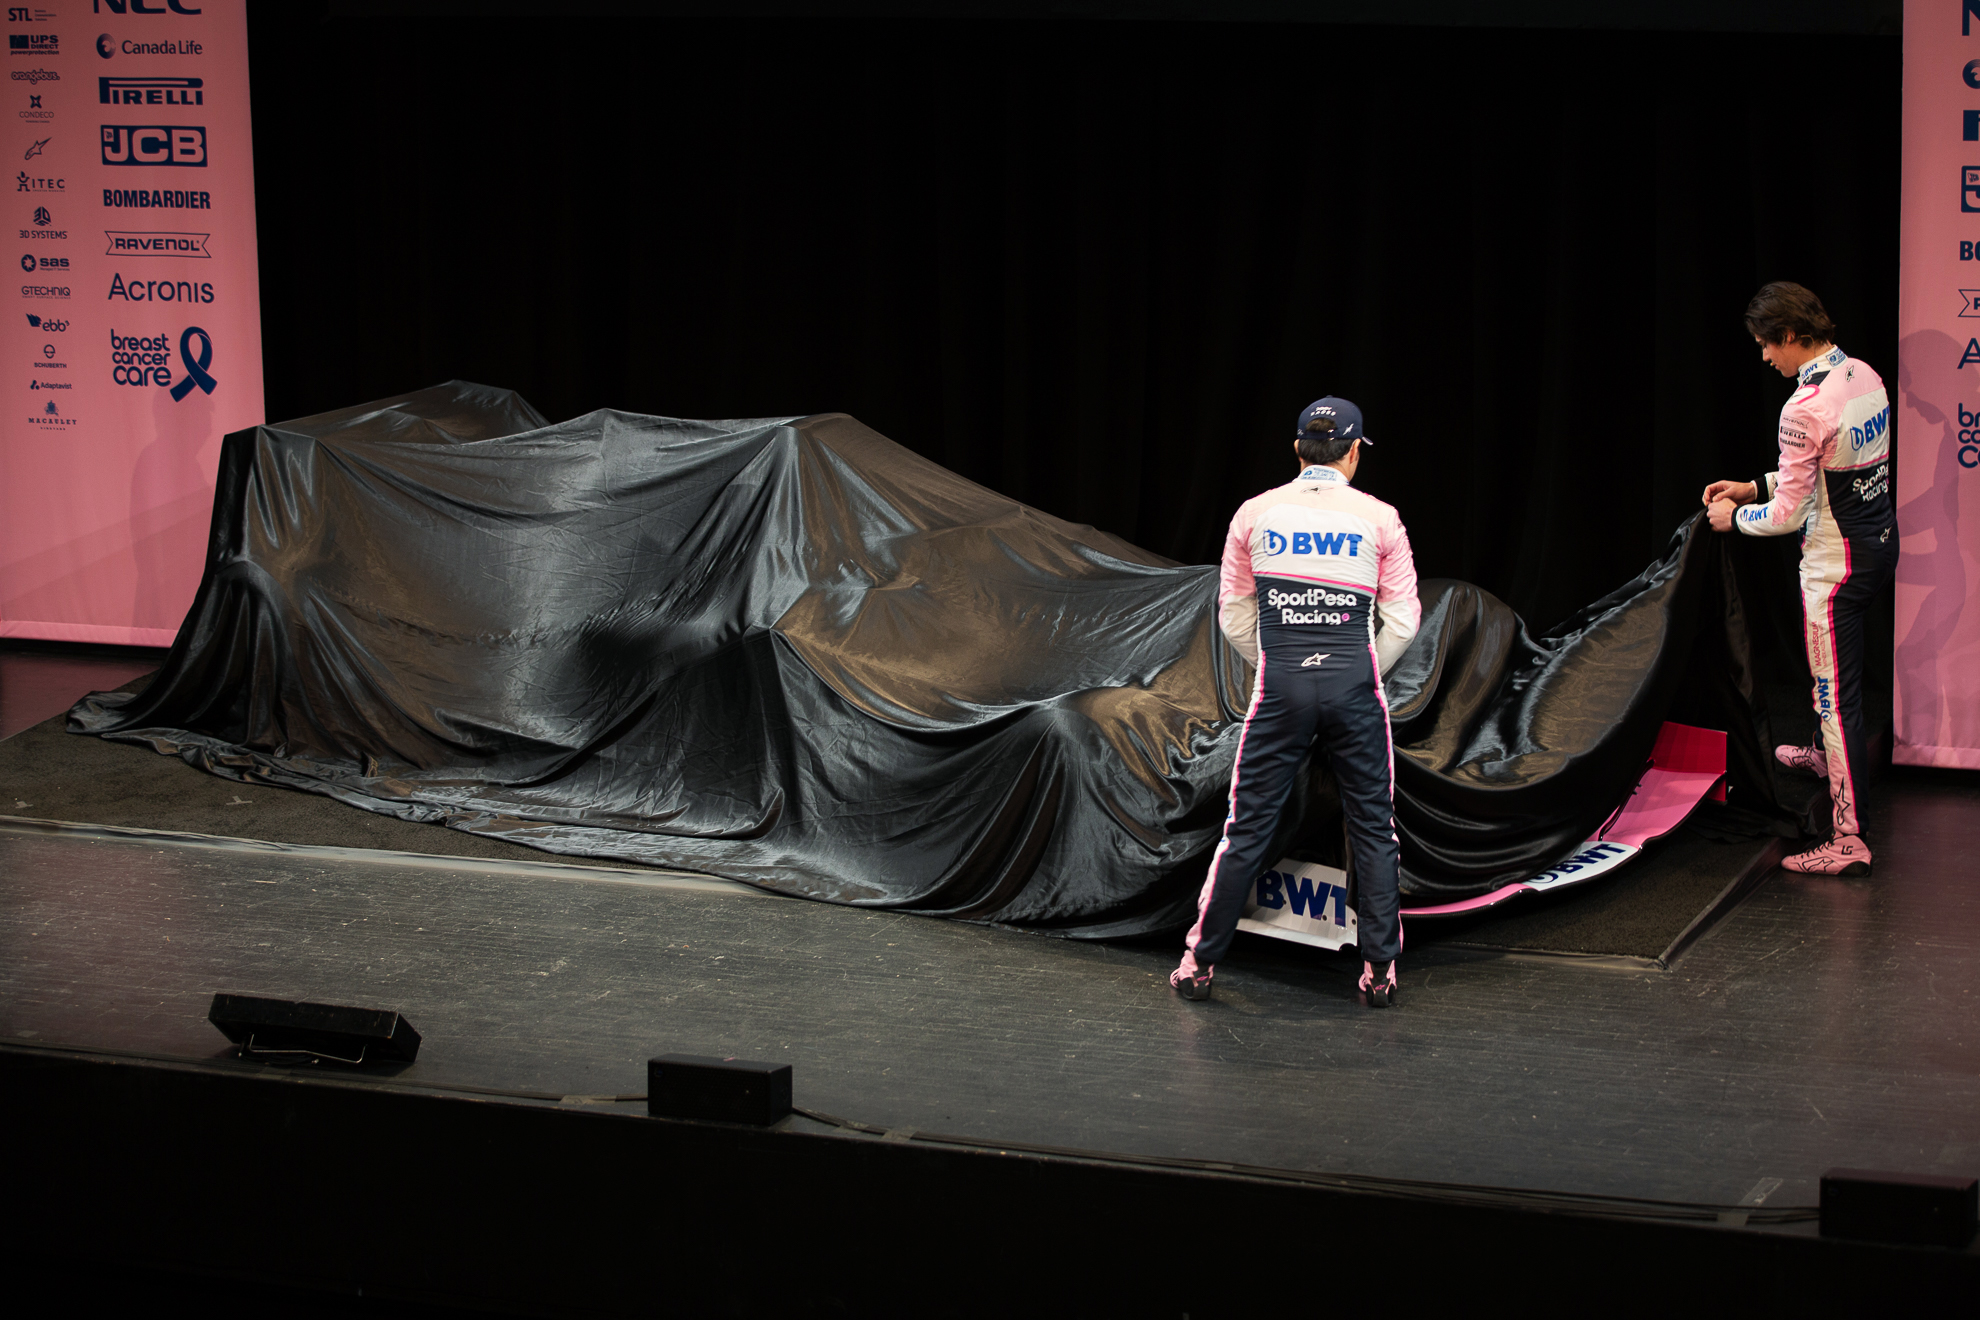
xmin=1315 ymin=690 xmax=1402 ymax=964
xmin=1184 ymin=655 xmax=1320 ymax=970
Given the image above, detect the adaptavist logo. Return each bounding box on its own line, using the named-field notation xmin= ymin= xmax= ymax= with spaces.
xmin=16 ymin=169 xmax=60 ymax=191
xmin=103 ymin=186 xmax=209 ymax=209
xmin=105 ymin=230 xmax=208 ymax=257
xmin=19 ymin=250 xmax=63 ymax=271
xmin=8 ymin=33 xmax=57 ymax=58
xmin=110 ymin=325 xmax=215 ymax=400
xmin=102 ymin=125 xmax=207 ymax=167
xmin=99 ymin=76 xmax=202 ymax=107
xmin=107 ymin=271 xmax=212 ymax=302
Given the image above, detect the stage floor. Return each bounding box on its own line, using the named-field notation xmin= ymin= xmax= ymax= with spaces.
xmin=5 ymin=760 xmax=1977 ymax=1215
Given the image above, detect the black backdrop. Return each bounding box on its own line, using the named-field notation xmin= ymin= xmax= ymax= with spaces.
xmin=244 ymin=9 xmax=1899 ymax=645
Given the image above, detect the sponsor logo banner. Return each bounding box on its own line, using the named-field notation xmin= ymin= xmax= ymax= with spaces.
xmin=2 ymin=2 xmax=263 ymax=646
xmin=1895 ymin=0 xmax=1980 ymax=768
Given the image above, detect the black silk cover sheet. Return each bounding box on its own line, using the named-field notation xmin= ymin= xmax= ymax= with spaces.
xmin=69 ymin=383 xmax=1791 ymax=935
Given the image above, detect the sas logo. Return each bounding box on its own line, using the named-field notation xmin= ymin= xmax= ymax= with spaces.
xmin=101 ymin=125 xmax=207 ymax=167
xmin=1263 ymin=529 xmax=1365 ymax=557
xmin=99 ymin=77 xmax=203 ymax=107
xmin=18 ymin=250 xmax=63 ymax=271
xmin=1253 ymin=869 xmax=1351 ymax=926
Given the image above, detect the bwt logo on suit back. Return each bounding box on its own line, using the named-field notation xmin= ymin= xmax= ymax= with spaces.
xmin=1264 ymin=529 xmax=1365 ymax=557
xmin=101 ymin=125 xmax=205 ymax=167
xmin=1252 ymin=869 xmax=1351 ymax=926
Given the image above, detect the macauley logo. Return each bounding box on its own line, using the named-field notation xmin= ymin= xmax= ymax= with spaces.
xmin=28 ymin=398 xmax=75 ymax=426
xmin=101 ymin=124 xmax=207 ymax=167
xmin=105 ymin=230 xmax=208 ymax=258
xmin=100 ymin=77 xmax=202 ymax=107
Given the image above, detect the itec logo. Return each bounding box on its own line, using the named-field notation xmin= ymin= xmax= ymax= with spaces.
xmin=110 ymin=325 xmax=216 ymax=400
xmin=1263 ymin=529 xmax=1366 ymax=557
xmin=101 ymin=125 xmax=206 ymax=167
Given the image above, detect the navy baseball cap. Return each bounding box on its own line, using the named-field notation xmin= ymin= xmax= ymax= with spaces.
xmin=1296 ymin=396 xmax=1372 ymax=446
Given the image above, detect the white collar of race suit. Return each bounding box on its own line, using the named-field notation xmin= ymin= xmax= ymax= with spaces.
xmin=1296 ymin=465 xmax=1352 ymax=486
xmin=1797 ymin=345 xmax=1847 ymax=385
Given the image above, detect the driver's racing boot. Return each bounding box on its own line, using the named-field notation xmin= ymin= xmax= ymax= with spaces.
xmin=1775 ymin=742 xmax=1828 ymax=778
xmin=1781 ymin=834 xmax=1872 ymax=877
xmin=1359 ymin=959 xmax=1398 ymax=1008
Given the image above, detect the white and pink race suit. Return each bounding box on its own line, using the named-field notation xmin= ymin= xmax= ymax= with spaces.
xmin=1180 ymin=465 xmax=1421 ymax=975
xmin=1734 ymin=345 xmax=1897 ymax=839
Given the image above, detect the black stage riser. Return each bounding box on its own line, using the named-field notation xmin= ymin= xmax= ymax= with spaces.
xmin=3 ymin=1047 xmax=1971 ymax=1316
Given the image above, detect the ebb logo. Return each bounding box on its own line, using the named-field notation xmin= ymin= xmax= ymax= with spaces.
xmin=109 ymin=324 xmax=216 ymax=400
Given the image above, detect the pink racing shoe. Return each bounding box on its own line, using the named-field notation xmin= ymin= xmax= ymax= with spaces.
xmin=1358 ymin=959 xmax=1398 ymax=1008
xmin=1775 ymin=742 xmax=1828 ymax=778
xmin=1170 ymin=952 xmax=1213 ymax=1002
xmin=1781 ymin=834 xmax=1872 ymax=877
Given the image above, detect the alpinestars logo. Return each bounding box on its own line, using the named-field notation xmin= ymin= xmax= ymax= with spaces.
xmin=1301 ymin=654 xmax=1329 ymax=668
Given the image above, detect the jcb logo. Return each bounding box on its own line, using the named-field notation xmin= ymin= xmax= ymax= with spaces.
xmin=101 ymin=125 xmax=206 ymax=167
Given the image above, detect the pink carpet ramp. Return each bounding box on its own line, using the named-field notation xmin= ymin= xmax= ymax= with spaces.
xmin=1237 ymin=723 xmax=1728 ymax=950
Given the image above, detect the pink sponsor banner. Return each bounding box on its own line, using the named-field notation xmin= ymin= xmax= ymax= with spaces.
xmin=1897 ymin=0 xmax=1980 ymax=769
xmin=2 ymin=0 xmax=262 ymax=647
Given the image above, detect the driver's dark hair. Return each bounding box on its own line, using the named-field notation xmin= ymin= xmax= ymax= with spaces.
xmin=1296 ymin=416 xmax=1356 ymax=466
xmin=1744 ymin=281 xmax=1837 ymax=347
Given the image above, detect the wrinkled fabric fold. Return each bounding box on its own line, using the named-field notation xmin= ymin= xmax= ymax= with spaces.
xmin=71 ymin=383 xmax=1786 ymax=931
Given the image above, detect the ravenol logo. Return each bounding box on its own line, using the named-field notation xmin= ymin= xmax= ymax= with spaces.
xmin=1252 ymin=869 xmax=1350 ymax=926
xmin=1263 ymin=528 xmax=1364 ymax=557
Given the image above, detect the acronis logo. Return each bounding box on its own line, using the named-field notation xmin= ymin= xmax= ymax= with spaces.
xmin=1253 ymin=869 xmax=1350 ymax=925
xmin=1263 ymin=529 xmax=1363 ymax=557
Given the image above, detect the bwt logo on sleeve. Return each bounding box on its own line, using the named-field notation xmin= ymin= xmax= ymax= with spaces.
xmin=101 ymin=124 xmax=206 ymax=167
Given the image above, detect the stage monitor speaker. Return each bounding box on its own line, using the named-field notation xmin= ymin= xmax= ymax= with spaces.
xmin=1820 ymin=1168 xmax=1979 ymax=1248
xmin=208 ymin=992 xmax=422 ymax=1065
xmin=648 ymin=1054 xmax=791 ymax=1126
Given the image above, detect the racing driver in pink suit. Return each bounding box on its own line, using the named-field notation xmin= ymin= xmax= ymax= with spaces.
xmin=1172 ymin=397 xmax=1420 ymax=1006
xmin=1704 ymin=282 xmax=1895 ymax=877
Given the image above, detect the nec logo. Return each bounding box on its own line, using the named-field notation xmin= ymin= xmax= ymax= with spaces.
xmin=1252 ymin=869 xmax=1350 ymax=926
xmin=101 ymin=125 xmax=206 ymax=167
xmin=93 ymin=2 xmax=204 ymax=13
xmin=1262 ymin=529 xmax=1365 ymax=557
